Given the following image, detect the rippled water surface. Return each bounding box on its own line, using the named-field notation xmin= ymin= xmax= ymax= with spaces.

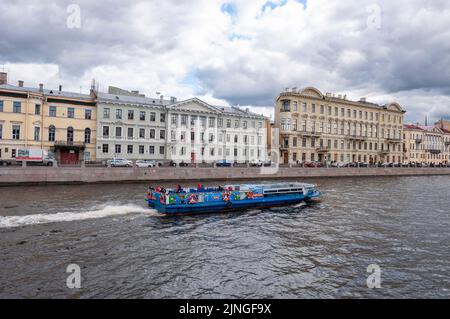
xmin=0 ymin=176 xmax=449 ymax=298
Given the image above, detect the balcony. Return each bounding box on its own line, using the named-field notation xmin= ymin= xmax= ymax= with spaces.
xmin=386 ymin=137 xmax=402 ymax=143
xmin=345 ymin=135 xmax=367 ymax=141
xmin=280 ymin=108 xmax=291 ymax=113
xmin=425 ymin=149 xmax=442 ymax=154
xmin=316 ymin=146 xmax=330 ymax=153
xmin=299 ymin=130 xmax=322 ymax=138
xmin=379 ymin=150 xmax=390 ymax=155
xmin=54 ymin=141 xmax=86 ymax=150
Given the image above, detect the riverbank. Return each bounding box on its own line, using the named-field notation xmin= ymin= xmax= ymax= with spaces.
xmin=1 ymin=166 xmax=450 ymax=186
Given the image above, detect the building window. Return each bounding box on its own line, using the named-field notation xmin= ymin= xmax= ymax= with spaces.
xmin=140 ymin=111 xmax=146 ymax=121
xmin=160 ymin=113 xmax=165 ymax=123
xmin=12 ymin=125 xmax=20 ymax=140
xmin=85 ymin=109 xmax=92 ymax=120
xmin=209 ymin=117 xmax=215 ymax=128
xmin=150 ymin=129 xmax=155 ymax=139
xmin=150 ymin=112 xmax=156 ymax=122
xmin=149 ymin=146 xmax=155 ymax=154
xmin=181 ymin=115 xmax=188 ymax=125
xmin=34 ymin=127 xmax=40 ymax=141
xmin=0 ymin=100 xmax=3 ymax=112
xmin=159 ymin=146 xmax=165 ymax=155
xmin=127 ymin=145 xmax=133 ymax=154
xmin=68 ymin=108 xmax=75 ymax=118
xmin=218 ymin=118 xmax=223 ymax=128
xmin=115 ymin=144 xmax=121 ymax=154
xmin=67 ymin=127 xmax=74 ymax=144
xmin=139 ymin=145 xmax=144 ymax=154
xmin=35 ymin=104 xmax=41 ymax=115
xmin=0 ymin=124 xmax=2 ymax=139
xmin=160 ymin=130 xmax=165 ymax=140
xmin=103 ymin=126 xmax=109 ymax=138
xmin=116 ymin=127 xmax=122 ymax=138
xmin=128 ymin=127 xmax=134 ymax=139
xmin=103 ymin=108 xmax=110 ymax=119
xmin=139 ymin=128 xmax=145 ymax=139
xmin=235 ymin=120 xmax=239 ymax=128
xmin=13 ymin=101 xmax=21 ymax=113
xmin=48 ymin=125 xmax=56 ymax=141
xmin=49 ymin=106 xmax=57 ymax=117
xmin=84 ymin=128 xmax=91 ymax=144
xmin=171 ymin=114 xmax=178 ymax=125
xmin=226 ymin=119 xmax=231 ymax=128
xmin=116 ymin=109 xmax=122 ymax=119
xmin=128 ymin=110 xmax=134 ymax=120
xmin=12 ymin=149 xmax=16 ymax=158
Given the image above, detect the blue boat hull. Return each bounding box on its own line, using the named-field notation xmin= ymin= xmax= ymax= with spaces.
xmin=147 ymin=191 xmax=321 ymax=215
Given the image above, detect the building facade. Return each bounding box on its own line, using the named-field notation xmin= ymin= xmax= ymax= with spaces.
xmin=403 ymin=124 xmax=450 ymax=165
xmin=0 ymin=78 xmax=97 ymax=164
xmin=275 ymin=87 xmax=406 ymax=165
xmin=166 ymin=98 xmax=267 ymax=163
xmin=95 ymin=90 xmax=171 ymax=161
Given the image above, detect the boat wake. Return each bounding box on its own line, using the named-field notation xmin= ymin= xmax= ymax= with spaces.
xmin=0 ymin=204 xmax=158 ymax=229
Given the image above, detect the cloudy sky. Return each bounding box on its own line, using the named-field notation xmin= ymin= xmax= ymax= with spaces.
xmin=1 ymin=0 xmax=449 ymax=123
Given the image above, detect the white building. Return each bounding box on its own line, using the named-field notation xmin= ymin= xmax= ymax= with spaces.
xmin=166 ymin=98 xmax=267 ymax=164
xmin=95 ymin=90 xmax=172 ymax=161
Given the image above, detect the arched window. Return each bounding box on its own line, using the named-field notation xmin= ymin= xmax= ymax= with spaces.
xmin=84 ymin=128 xmax=91 ymax=144
xmin=67 ymin=127 xmax=74 ymax=144
xmin=48 ymin=125 xmax=56 ymax=142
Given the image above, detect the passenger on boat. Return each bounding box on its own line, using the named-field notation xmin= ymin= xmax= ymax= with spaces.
xmin=197 ymin=183 xmax=204 ymax=191
xmin=176 ymin=184 xmax=182 ymax=193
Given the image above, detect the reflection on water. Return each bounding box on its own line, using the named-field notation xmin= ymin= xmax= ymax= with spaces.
xmin=0 ymin=176 xmax=449 ymax=298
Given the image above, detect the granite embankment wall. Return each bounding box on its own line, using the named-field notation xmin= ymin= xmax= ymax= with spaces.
xmin=1 ymin=166 xmax=450 ymax=186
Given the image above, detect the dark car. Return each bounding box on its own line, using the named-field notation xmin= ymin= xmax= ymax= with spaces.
xmin=215 ymin=160 xmax=232 ymax=167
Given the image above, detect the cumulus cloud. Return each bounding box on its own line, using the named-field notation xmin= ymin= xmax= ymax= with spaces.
xmin=1 ymin=0 xmax=449 ymax=123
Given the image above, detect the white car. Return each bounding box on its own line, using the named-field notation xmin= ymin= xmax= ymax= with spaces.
xmin=108 ymin=158 xmax=133 ymax=167
xmin=250 ymin=159 xmax=263 ymax=167
xmin=135 ymin=160 xmax=156 ymax=168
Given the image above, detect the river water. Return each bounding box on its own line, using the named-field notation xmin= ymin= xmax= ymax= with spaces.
xmin=0 ymin=176 xmax=449 ymax=298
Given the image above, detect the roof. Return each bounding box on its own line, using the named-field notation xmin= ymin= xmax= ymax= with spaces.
xmin=97 ymin=92 xmax=172 ymax=107
xmin=404 ymin=124 xmax=424 ymax=131
xmin=0 ymin=84 xmax=93 ymax=101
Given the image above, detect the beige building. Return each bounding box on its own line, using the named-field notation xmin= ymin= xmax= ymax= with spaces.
xmin=403 ymin=123 xmax=450 ymax=165
xmin=0 ymin=74 xmax=97 ymax=164
xmin=275 ymin=87 xmax=406 ymax=165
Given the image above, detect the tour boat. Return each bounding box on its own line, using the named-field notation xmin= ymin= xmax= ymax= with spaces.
xmin=146 ymin=183 xmax=321 ymax=215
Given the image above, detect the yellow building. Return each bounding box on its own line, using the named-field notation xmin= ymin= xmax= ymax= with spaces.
xmin=0 ymin=76 xmax=97 ymax=164
xmin=403 ymin=124 xmax=450 ymax=165
xmin=275 ymin=87 xmax=406 ymax=165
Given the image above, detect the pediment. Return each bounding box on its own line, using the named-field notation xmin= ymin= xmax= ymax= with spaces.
xmin=169 ymin=98 xmax=221 ymax=114
xmin=301 ymin=87 xmax=323 ymax=99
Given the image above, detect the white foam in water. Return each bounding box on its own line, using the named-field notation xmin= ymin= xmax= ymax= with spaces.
xmin=0 ymin=204 xmax=159 ymax=229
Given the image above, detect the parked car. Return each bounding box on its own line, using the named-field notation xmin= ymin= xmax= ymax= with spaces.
xmin=263 ymin=160 xmax=272 ymax=167
xmin=358 ymin=162 xmax=370 ymax=168
xmin=108 ymin=158 xmax=133 ymax=167
xmin=135 ymin=160 xmax=156 ymax=168
xmin=215 ymin=160 xmax=232 ymax=167
xmin=250 ymin=159 xmax=263 ymax=167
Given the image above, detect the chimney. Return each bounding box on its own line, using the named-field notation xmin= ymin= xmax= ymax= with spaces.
xmin=0 ymin=72 xmax=7 ymax=85
xmin=39 ymin=84 xmax=44 ymax=92
xmin=160 ymin=95 xmax=164 ymax=103
xmin=18 ymin=80 xmax=24 ymax=87
xmin=360 ymin=97 xmax=367 ymax=102
xmin=59 ymin=85 xmax=62 ymax=92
